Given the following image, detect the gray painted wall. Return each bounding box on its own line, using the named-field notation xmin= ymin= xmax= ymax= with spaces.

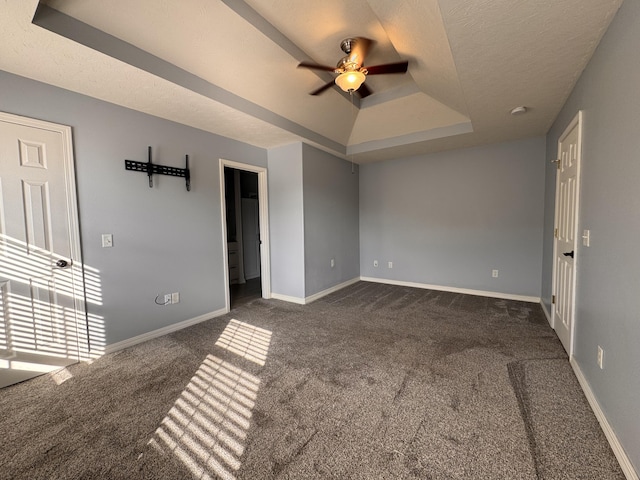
xmin=302 ymin=144 xmax=359 ymax=296
xmin=542 ymin=0 xmax=640 ymax=470
xmin=0 ymin=70 xmax=266 ymax=346
xmin=267 ymin=142 xmax=360 ymax=300
xmin=360 ymin=137 xmax=546 ymax=298
xmin=267 ymin=143 xmax=305 ymax=299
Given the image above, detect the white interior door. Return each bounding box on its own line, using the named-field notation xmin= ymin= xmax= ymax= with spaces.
xmin=0 ymin=112 xmax=85 ymax=388
xmin=552 ymin=112 xmax=582 ymax=355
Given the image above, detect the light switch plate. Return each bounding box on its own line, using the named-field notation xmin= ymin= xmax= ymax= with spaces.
xmin=101 ymin=233 xmax=113 ymax=248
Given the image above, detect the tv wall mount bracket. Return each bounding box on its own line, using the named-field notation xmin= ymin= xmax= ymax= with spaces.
xmin=125 ymin=146 xmax=191 ymax=191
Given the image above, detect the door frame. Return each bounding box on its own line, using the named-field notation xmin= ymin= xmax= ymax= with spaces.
xmin=0 ymin=111 xmax=87 ymax=359
xmin=219 ymin=159 xmax=271 ymax=312
xmin=551 ymin=110 xmax=583 ymax=357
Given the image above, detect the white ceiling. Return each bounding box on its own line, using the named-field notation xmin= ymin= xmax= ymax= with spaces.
xmin=0 ymin=0 xmax=624 ymax=163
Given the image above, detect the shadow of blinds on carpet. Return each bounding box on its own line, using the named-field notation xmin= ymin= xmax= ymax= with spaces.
xmin=214 ymin=319 xmax=271 ymax=366
xmin=148 ymin=319 xmax=272 ymax=479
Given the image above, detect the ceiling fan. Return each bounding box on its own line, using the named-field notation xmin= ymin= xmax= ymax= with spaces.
xmin=298 ymin=37 xmax=408 ymax=98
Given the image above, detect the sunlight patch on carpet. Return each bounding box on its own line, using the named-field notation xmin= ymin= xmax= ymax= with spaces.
xmin=214 ymin=319 xmax=271 ymax=366
xmin=148 ymin=354 xmax=261 ymax=480
xmin=51 ymin=367 xmax=73 ymax=384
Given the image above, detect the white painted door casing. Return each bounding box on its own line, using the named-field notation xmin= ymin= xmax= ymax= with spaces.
xmin=219 ymin=159 xmax=270 ymax=312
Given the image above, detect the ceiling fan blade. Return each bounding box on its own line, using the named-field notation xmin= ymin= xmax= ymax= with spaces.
xmin=365 ymin=61 xmax=409 ymax=75
xmin=357 ymin=83 xmax=373 ymax=98
xmin=310 ymin=80 xmax=336 ymax=96
xmin=298 ymin=61 xmax=336 ymax=72
xmin=350 ymin=37 xmax=372 ymax=66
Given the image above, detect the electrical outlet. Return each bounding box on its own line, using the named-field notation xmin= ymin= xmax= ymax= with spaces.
xmin=164 ymin=294 xmax=172 ymax=305
xmin=597 ymin=345 xmax=604 ymax=369
xmin=171 ymin=292 xmax=180 ymax=304
xmin=330 ymin=258 xmax=335 ymax=268
xmin=373 ymin=260 xmax=379 ymax=267
xmin=388 ymin=261 xmax=393 ymax=269
xmin=492 ymin=269 xmax=499 ymax=278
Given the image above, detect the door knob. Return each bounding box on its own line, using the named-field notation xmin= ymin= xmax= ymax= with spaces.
xmin=55 ymin=259 xmax=71 ymax=268
xmin=563 ymin=251 xmax=574 ymax=259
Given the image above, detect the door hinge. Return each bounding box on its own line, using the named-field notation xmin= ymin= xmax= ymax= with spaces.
xmin=557 ymin=160 xmax=561 ymax=170
xmin=552 ymin=295 xmax=556 ymax=304
xmin=554 ymin=228 xmax=558 ymax=238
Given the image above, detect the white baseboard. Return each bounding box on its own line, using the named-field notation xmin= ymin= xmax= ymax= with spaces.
xmin=540 ymin=300 xmax=553 ymax=327
xmin=105 ymin=308 xmax=227 ymax=354
xmin=570 ymin=358 xmax=638 ymax=480
xmin=270 ymin=277 xmax=360 ymax=306
xmin=360 ymin=277 xmax=540 ymax=303
xmin=305 ymin=277 xmax=360 ymax=304
xmin=270 ymin=293 xmax=306 ymax=305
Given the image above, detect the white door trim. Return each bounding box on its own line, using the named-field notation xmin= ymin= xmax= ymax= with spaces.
xmin=219 ymin=159 xmax=271 ymax=312
xmin=0 ymin=111 xmax=87 ymax=357
xmin=551 ymin=110 xmax=583 ymax=357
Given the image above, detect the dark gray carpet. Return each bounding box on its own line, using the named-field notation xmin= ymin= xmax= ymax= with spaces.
xmin=0 ymin=282 xmax=624 ymax=479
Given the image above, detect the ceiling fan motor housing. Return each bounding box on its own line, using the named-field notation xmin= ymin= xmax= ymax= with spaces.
xmin=336 ymin=57 xmax=366 ymax=73
xmin=340 ymin=38 xmax=355 ymax=54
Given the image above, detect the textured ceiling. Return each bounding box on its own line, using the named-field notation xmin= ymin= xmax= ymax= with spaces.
xmin=0 ymin=0 xmax=624 ymax=163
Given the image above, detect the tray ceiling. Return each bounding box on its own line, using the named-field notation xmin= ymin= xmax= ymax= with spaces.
xmin=0 ymin=0 xmax=624 ymax=163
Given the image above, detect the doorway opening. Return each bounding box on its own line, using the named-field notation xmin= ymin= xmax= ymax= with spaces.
xmin=220 ymin=160 xmax=270 ymax=312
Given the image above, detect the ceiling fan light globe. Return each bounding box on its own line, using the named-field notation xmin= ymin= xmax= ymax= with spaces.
xmin=335 ymin=71 xmax=366 ymax=92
